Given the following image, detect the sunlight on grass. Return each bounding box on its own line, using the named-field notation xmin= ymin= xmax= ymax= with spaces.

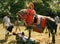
xmin=0 ymin=23 xmax=60 ymax=44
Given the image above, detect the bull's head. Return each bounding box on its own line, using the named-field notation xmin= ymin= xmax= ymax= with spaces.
xmin=16 ymin=9 xmax=27 ymax=26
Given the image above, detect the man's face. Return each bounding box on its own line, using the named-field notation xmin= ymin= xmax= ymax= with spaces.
xmin=7 ymin=14 xmax=11 ymax=17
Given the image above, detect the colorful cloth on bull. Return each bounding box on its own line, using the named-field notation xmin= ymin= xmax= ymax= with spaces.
xmin=27 ymin=8 xmax=36 ymax=16
xmin=41 ymin=17 xmax=46 ymax=28
xmin=36 ymin=17 xmax=42 ymax=28
xmin=26 ymin=9 xmax=36 ymax=26
xmin=22 ymin=13 xmax=27 ymax=20
xmin=33 ymin=16 xmax=46 ymax=33
xmin=26 ymin=14 xmax=33 ymax=26
xmin=36 ymin=17 xmax=46 ymax=29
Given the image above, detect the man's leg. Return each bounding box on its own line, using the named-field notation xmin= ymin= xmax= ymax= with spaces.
xmin=12 ymin=27 xmax=18 ymax=35
xmin=5 ymin=30 xmax=9 ymax=41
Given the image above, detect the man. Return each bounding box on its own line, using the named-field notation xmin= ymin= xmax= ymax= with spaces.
xmin=54 ymin=14 xmax=60 ymax=35
xmin=3 ymin=11 xmax=12 ymax=41
xmin=55 ymin=15 xmax=59 ymax=24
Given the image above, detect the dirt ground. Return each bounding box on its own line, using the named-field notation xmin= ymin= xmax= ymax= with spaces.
xmin=0 ymin=23 xmax=60 ymax=44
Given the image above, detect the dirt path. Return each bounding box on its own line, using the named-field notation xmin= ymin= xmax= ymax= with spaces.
xmin=0 ymin=23 xmax=60 ymax=44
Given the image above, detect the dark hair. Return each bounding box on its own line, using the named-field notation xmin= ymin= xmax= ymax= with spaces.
xmin=6 ymin=11 xmax=11 ymax=15
xmin=21 ymin=32 xmax=25 ymax=35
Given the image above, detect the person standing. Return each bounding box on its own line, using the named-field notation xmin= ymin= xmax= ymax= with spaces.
xmin=3 ymin=11 xmax=12 ymax=41
xmin=26 ymin=2 xmax=36 ymax=39
xmin=54 ymin=13 xmax=60 ymax=35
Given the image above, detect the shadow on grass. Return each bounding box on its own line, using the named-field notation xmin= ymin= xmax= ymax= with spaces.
xmin=8 ymin=41 xmax=16 ymax=44
xmin=0 ymin=39 xmax=6 ymax=44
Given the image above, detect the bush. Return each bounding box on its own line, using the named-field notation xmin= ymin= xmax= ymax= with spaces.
xmin=33 ymin=2 xmax=52 ymax=16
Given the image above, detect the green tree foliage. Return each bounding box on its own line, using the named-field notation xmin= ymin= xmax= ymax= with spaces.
xmin=0 ymin=0 xmax=60 ymax=22
xmin=9 ymin=0 xmax=26 ymax=22
xmin=0 ymin=0 xmax=26 ymax=22
xmin=33 ymin=0 xmax=60 ymax=18
xmin=10 ymin=0 xmax=26 ymax=14
xmin=33 ymin=0 xmax=52 ymax=16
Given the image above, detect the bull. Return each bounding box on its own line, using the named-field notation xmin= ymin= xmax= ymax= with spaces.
xmin=16 ymin=9 xmax=57 ymax=44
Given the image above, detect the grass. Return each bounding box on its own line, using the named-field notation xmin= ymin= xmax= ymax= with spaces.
xmin=0 ymin=23 xmax=60 ymax=44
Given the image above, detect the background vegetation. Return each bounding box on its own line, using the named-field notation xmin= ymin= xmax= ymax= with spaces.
xmin=0 ymin=0 xmax=60 ymax=22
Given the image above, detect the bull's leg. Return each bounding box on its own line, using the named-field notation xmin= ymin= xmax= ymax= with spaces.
xmin=45 ymin=27 xmax=48 ymax=34
xmin=28 ymin=26 xmax=32 ymax=40
xmin=49 ymin=32 xmax=50 ymax=38
xmin=51 ymin=30 xmax=55 ymax=44
xmin=28 ymin=28 xmax=31 ymax=39
xmin=55 ymin=28 xmax=57 ymax=36
xmin=52 ymin=33 xmax=55 ymax=44
xmin=48 ymin=29 xmax=51 ymax=38
xmin=55 ymin=24 xmax=57 ymax=36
